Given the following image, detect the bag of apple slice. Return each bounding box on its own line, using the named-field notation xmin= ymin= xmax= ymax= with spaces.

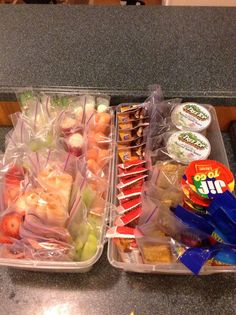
xmin=0 ymin=209 xmax=24 ymax=244
xmin=5 ymin=185 xmax=69 ymax=228
xmin=0 ymin=158 xmax=29 ymax=211
xmin=0 ymin=185 xmax=72 ymax=245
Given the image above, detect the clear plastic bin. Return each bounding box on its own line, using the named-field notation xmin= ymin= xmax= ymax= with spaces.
xmin=0 ymin=88 xmax=234 ymax=274
xmin=0 ymin=88 xmax=115 ymax=272
xmin=108 ymin=104 xmax=236 ymax=275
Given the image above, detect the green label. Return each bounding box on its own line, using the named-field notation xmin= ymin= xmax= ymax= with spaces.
xmin=184 ymin=104 xmax=209 ymax=121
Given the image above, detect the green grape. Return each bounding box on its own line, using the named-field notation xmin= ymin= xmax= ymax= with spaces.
xmin=81 ymin=186 xmax=96 ymax=209
xmin=80 ymin=234 xmax=98 ymax=262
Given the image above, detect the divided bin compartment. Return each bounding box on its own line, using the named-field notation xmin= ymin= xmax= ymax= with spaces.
xmin=108 ymin=104 xmax=236 ymax=275
xmin=0 ymin=88 xmax=115 ymax=272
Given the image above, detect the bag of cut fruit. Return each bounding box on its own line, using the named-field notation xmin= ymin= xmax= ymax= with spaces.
xmin=0 ymin=149 xmax=79 ymax=259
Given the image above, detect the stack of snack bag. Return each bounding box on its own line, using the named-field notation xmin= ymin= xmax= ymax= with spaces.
xmin=108 ymin=86 xmax=236 ymax=275
xmin=0 ymin=89 xmax=113 ymax=263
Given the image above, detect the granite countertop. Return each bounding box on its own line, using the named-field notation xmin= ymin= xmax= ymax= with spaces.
xmin=0 ymin=128 xmax=236 ymax=315
xmin=0 ymin=6 xmax=235 ymax=103
xmin=0 ymin=5 xmax=236 ymax=315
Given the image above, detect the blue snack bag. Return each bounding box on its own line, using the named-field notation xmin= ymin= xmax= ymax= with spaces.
xmin=212 ymin=247 xmax=236 ymax=266
xmin=180 ymin=244 xmax=236 ymax=274
xmin=209 ymin=190 xmax=236 ymax=221
xmin=210 ymin=207 xmax=236 ymax=244
xmin=180 ymin=246 xmax=217 ymax=275
xmin=172 ymin=205 xmax=215 ymax=235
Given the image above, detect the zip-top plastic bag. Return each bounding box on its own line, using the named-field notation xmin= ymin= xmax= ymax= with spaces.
xmin=0 ymin=156 xmax=28 ymax=212
xmin=24 ymin=149 xmax=78 ymax=213
xmin=140 ymin=160 xmax=185 ymax=210
xmin=6 ymin=108 xmax=61 ymax=155
xmin=146 ymin=98 xmax=182 ymax=140
xmin=147 ymin=129 xmax=211 ymax=166
xmin=67 ymin=196 xmax=100 ymax=262
xmin=137 ymin=235 xmax=174 ymax=264
xmin=20 ymin=214 xmax=72 ymax=243
xmin=0 ymin=236 xmax=74 ymax=261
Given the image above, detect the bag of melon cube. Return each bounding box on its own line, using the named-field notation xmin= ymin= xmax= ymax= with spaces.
xmin=67 ymin=196 xmax=99 ymax=262
xmin=85 ymin=145 xmax=113 ymax=178
xmin=69 ymin=156 xmax=108 ymax=215
xmin=85 ymin=108 xmax=113 ymax=150
xmin=83 ymin=94 xmax=111 ymax=122
xmin=70 ymin=174 xmax=107 ymax=223
xmin=68 ymin=173 xmax=106 ymax=240
xmin=84 ymin=109 xmax=113 ymax=177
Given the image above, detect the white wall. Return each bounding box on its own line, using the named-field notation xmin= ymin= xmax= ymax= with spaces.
xmin=163 ymin=0 xmax=236 ymax=6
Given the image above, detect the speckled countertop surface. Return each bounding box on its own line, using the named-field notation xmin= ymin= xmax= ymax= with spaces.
xmin=0 ymin=6 xmax=235 ymax=103
xmin=0 ymin=128 xmax=235 ymax=315
xmin=0 ymin=5 xmax=236 ymax=314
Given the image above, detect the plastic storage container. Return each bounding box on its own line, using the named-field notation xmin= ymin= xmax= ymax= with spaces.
xmin=0 ymin=88 xmax=234 ymax=274
xmin=0 ymin=88 xmax=115 ymax=272
xmin=107 ymin=104 xmax=236 ymax=275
